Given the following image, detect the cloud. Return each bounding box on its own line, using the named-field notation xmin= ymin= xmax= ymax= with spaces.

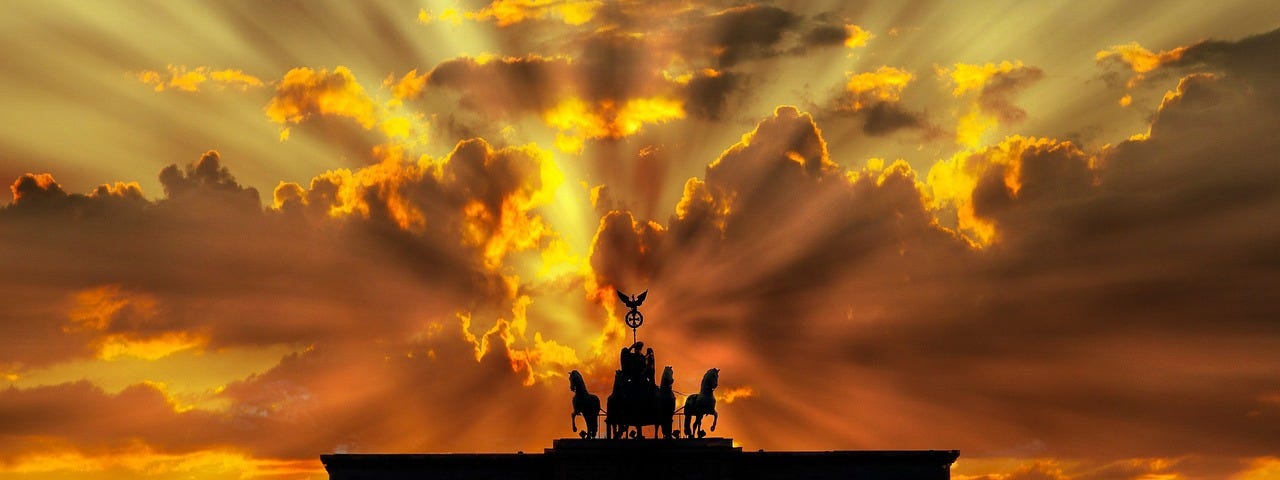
xmin=822 ymin=66 xmax=935 ymax=137
xmin=4 ymin=21 xmax=1280 ymax=480
xmin=585 ymin=40 xmax=1280 ymax=459
xmin=843 ymin=66 xmax=915 ymax=110
xmin=158 ymin=150 xmax=260 ymax=207
xmin=706 ymin=5 xmax=799 ymax=67
xmin=421 ymin=0 xmax=602 ymax=26
xmin=1095 ymin=28 xmax=1280 ymax=106
xmin=940 ymin=61 xmax=1044 ymax=147
xmin=136 ymin=65 xmax=265 ymax=92
xmin=265 ymin=66 xmax=378 ymax=139
xmin=8 ymin=173 xmax=65 ymax=205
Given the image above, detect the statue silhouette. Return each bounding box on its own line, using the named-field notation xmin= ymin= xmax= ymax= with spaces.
xmin=644 ymin=348 xmax=656 ymax=385
xmin=616 ymin=290 xmax=647 ymax=310
xmin=568 ymin=370 xmax=601 ymax=438
xmin=605 ymin=345 xmax=676 ymax=439
xmin=683 ymin=368 xmax=719 ymax=438
xmin=658 ymin=366 xmax=677 ymax=438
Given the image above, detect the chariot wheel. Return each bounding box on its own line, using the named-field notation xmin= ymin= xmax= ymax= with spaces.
xmin=624 ymin=310 xmax=643 ymax=329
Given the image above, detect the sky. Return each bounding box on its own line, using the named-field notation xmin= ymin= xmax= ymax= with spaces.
xmin=1 ymin=1 xmax=1279 ymax=479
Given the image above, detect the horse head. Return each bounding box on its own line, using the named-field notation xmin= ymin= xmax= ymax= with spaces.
xmin=569 ymin=370 xmax=585 ymax=393
xmin=661 ymin=366 xmax=674 ymax=387
xmin=702 ymin=368 xmax=719 ymax=391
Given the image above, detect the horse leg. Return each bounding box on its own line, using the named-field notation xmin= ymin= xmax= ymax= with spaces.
xmin=683 ymin=411 xmax=692 ymax=437
xmin=571 ymin=411 xmax=579 ymax=433
xmin=710 ymin=410 xmax=718 ymax=432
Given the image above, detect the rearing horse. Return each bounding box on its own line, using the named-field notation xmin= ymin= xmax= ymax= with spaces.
xmin=683 ymin=368 xmax=719 ymax=438
xmin=568 ymin=370 xmax=601 ymax=438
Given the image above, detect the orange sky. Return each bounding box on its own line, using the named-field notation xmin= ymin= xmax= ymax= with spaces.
xmin=2 ymin=2 xmax=1279 ymax=479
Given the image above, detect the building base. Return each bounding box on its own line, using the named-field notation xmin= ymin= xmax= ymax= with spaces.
xmin=321 ymin=438 xmax=959 ymax=480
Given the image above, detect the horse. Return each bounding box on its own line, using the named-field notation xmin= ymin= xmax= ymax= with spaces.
xmin=658 ymin=366 xmax=677 ymax=438
xmin=682 ymin=368 xmax=719 ymax=438
xmin=568 ymin=370 xmax=601 ymax=438
xmin=605 ymin=369 xmax=628 ymax=438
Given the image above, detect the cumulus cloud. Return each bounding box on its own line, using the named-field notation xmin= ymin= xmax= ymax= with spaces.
xmin=266 ymin=66 xmax=378 ymax=142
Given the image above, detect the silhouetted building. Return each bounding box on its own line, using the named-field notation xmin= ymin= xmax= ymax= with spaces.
xmin=322 ymin=438 xmax=960 ymax=480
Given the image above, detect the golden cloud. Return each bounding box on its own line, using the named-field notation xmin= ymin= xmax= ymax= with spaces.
xmin=66 ymin=285 xmax=155 ymax=332
xmin=944 ymin=60 xmax=1027 ymax=96
xmin=1096 ymin=42 xmax=1189 ymax=75
xmin=926 ymin=136 xmax=1088 ymax=245
xmin=8 ymin=173 xmax=63 ymax=204
xmin=939 ymin=61 xmax=1043 ymax=147
xmin=844 ymin=24 xmax=874 ymax=49
xmin=135 ymin=65 xmax=265 ymax=92
xmin=422 ymin=0 xmax=602 ymax=26
xmin=66 ymin=285 xmax=210 ymax=361
xmin=385 ymin=68 xmax=429 ymax=101
xmin=844 ymin=66 xmax=914 ymax=111
xmin=265 ymin=66 xmax=377 ymax=140
xmin=542 ymin=96 xmax=685 ymax=153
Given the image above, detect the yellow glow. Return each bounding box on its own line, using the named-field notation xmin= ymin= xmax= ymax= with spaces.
xmin=1096 ymin=42 xmax=1189 ymax=74
xmin=447 ymin=0 xmax=604 ymax=26
xmin=265 ymin=66 xmax=377 ymax=130
xmin=717 ymin=386 xmax=754 ymax=404
xmin=1233 ymin=457 xmax=1280 ymax=480
xmin=386 ymin=69 xmax=428 ymax=100
xmin=67 ymin=285 xmax=155 ymax=332
xmin=543 ymin=97 xmax=685 ymax=152
xmin=0 ymin=445 xmax=322 ymax=479
xmin=927 ymin=136 xmax=1087 ymax=245
xmin=844 ymin=66 xmax=914 ymax=110
xmin=454 ymin=142 xmax=564 ymax=268
xmin=956 ymin=110 xmax=997 ymax=148
xmin=944 ymin=60 xmax=1026 ymax=97
xmin=1119 ymin=94 xmax=1133 ymax=106
xmin=135 ymin=65 xmax=264 ymax=92
xmin=844 ymin=24 xmax=874 ymax=48
xmin=438 ymin=8 xmax=464 ymax=25
xmin=95 ymin=332 xmax=209 ymax=361
xmin=460 ymin=290 xmax=584 ymax=386
xmin=536 ymin=237 xmax=590 ymax=280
